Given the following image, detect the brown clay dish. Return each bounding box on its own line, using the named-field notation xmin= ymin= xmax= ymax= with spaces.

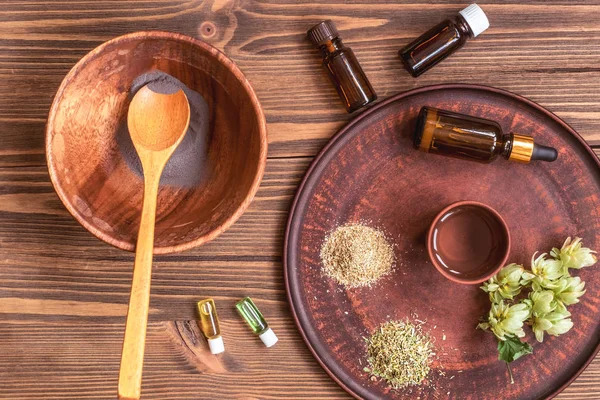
xmin=46 ymin=31 xmax=267 ymax=254
xmin=427 ymin=200 xmax=510 ymax=285
xmin=284 ymin=84 xmax=600 ymax=399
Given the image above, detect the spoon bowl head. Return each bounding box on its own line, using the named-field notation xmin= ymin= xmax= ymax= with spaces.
xmin=127 ymin=86 xmax=190 ymax=154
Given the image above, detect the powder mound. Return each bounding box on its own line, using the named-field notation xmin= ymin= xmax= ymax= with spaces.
xmin=320 ymin=224 xmax=394 ymax=288
xmin=365 ymin=320 xmax=433 ymax=389
xmin=117 ymin=70 xmax=210 ymax=187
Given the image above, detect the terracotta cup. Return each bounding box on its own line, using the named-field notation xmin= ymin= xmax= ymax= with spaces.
xmin=46 ymin=31 xmax=267 ymax=254
xmin=427 ymin=200 xmax=510 ymax=284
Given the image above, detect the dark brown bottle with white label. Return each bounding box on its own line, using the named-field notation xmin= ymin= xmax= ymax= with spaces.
xmin=307 ymin=20 xmax=377 ymax=113
xmin=414 ymin=107 xmax=558 ymax=164
xmin=399 ymin=4 xmax=489 ymax=77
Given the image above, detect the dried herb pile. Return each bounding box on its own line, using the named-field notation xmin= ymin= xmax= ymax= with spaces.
xmin=320 ymin=224 xmax=394 ymax=288
xmin=364 ymin=320 xmax=434 ymax=389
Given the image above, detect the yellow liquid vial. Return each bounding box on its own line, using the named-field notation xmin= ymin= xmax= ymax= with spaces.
xmin=197 ymin=298 xmax=224 ymax=354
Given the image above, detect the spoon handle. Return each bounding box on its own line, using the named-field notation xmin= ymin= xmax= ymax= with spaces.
xmin=118 ymin=176 xmax=160 ymax=400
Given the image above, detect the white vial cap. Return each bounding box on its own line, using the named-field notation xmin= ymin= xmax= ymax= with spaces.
xmin=208 ymin=336 xmax=225 ymax=354
xmin=459 ymin=4 xmax=489 ymax=37
xmin=259 ymin=328 xmax=278 ymax=348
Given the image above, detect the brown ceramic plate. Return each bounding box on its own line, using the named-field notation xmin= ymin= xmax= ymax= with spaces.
xmin=284 ymin=84 xmax=600 ymax=399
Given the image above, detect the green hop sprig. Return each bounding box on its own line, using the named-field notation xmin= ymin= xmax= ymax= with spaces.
xmin=528 ymin=290 xmax=556 ymax=316
xmin=531 ymin=306 xmax=573 ymax=343
xmin=481 ymin=263 xmax=534 ymax=303
xmin=524 ymin=290 xmax=573 ymax=342
xmin=552 ymin=276 xmax=586 ymax=306
xmin=477 ymin=237 xmax=597 ymax=383
xmin=477 ymin=300 xmax=530 ymax=340
xmin=530 ymin=253 xmax=564 ymax=291
xmin=551 ymin=237 xmax=597 ymax=272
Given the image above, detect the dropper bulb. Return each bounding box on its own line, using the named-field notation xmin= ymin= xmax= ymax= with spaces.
xmin=531 ymin=144 xmax=558 ymax=162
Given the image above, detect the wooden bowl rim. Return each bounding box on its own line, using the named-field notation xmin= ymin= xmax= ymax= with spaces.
xmin=283 ymin=83 xmax=600 ymax=400
xmin=426 ymin=200 xmax=511 ymax=285
xmin=46 ymin=31 xmax=268 ymax=254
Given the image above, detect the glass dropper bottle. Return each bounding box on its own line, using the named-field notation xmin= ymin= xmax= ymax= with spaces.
xmin=236 ymin=297 xmax=278 ymax=347
xmin=197 ymin=298 xmax=224 ymax=354
xmin=414 ymin=107 xmax=558 ymax=164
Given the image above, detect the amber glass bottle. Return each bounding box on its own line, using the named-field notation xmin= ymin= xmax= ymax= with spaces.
xmin=399 ymin=4 xmax=489 ymax=77
xmin=308 ymin=20 xmax=377 ymax=113
xmin=414 ymin=107 xmax=558 ymax=164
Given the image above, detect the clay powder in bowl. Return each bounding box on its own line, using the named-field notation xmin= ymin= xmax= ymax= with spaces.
xmin=46 ymin=32 xmax=267 ymax=254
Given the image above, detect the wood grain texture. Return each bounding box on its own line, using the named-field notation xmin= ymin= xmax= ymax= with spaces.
xmin=1 ymin=1 xmax=600 ymax=399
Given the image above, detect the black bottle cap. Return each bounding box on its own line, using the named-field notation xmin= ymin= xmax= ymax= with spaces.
xmin=531 ymin=143 xmax=558 ymax=162
xmin=307 ymin=20 xmax=340 ymax=47
xmin=511 ymin=133 xmax=559 ymax=163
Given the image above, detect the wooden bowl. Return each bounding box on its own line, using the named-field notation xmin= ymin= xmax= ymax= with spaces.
xmin=46 ymin=32 xmax=267 ymax=254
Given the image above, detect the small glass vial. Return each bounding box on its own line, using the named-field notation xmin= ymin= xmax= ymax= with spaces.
xmin=197 ymin=299 xmax=224 ymax=354
xmin=414 ymin=106 xmax=558 ymax=164
xmin=399 ymin=4 xmax=490 ymax=77
xmin=236 ymin=297 xmax=278 ymax=347
xmin=307 ymin=20 xmax=377 ymax=113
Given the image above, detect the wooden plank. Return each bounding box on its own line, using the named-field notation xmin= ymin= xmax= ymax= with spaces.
xmin=2 ymin=2 xmax=600 ymax=163
xmin=0 ymin=160 xmax=305 ymax=322
xmin=0 ymin=320 xmax=349 ymax=399
xmin=0 ymin=159 xmax=309 ymax=259
xmin=0 ymin=319 xmax=597 ymax=399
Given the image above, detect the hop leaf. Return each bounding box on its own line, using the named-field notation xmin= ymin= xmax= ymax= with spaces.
xmin=479 ymin=301 xmax=531 ymax=341
xmin=530 ymin=252 xmax=565 ymax=290
xmin=497 ymin=336 xmax=533 ymax=363
xmin=550 ymin=237 xmax=597 ymax=271
xmin=481 ymin=263 xmax=531 ymax=302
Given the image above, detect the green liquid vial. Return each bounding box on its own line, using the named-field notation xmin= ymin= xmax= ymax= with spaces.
xmin=236 ymin=297 xmax=278 ymax=347
xmin=197 ymin=298 xmax=225 ymax=354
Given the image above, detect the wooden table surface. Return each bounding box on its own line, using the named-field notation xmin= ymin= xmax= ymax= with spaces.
xmin=2 ymin=1 xmax=600 ymax=399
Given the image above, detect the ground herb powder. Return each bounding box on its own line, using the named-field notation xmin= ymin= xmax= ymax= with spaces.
xmin=320 ymin=224 xmax=394 ymax=288
xmin=365 ymin=320 xmax=434 ymax=389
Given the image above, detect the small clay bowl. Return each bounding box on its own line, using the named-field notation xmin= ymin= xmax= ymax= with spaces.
xmin=427 ymin=201 xmax=510 ymax=284
xmin=46 ymin=32 xmax=267 ymax=254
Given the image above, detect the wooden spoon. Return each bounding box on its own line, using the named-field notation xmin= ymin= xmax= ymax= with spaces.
xmin=118 ymin=84 xmax=190 ymax=400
